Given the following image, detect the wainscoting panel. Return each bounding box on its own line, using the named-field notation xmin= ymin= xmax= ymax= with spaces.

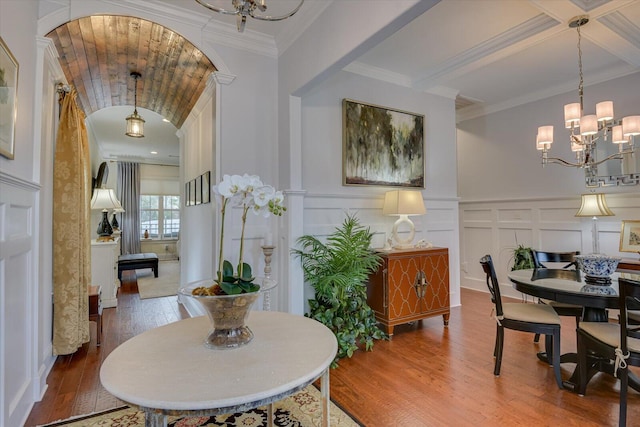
xmin=302 ymin=193 xmax=461 ymax=308
xmin=460 ymin=194 xmax=640 ymax=299
xmin=0 ymin=174 xmax=39 ymax=427
xmin=498 ymin=208 xmax=532 ymax=223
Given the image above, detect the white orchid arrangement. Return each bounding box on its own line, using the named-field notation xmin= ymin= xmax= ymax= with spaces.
xmin=211 ymin=174 xmax=286 ymax=295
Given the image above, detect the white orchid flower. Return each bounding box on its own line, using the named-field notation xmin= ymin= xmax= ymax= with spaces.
xmin=212 ymin=173 xmax=286 ymax=289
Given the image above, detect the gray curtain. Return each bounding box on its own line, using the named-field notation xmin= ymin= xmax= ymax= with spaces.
xmin=117 ymin=162 xmax=141 ymax=255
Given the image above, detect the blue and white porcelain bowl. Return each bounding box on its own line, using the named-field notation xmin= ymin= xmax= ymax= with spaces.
xmin=575 ymin=254 xmax=621 ymax=278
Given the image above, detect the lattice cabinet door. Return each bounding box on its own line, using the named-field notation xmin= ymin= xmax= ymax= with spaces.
xmin=367 ymin=247 xmax=450 ymax=336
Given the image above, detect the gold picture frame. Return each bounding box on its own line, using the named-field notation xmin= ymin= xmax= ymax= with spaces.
xmin=619 ymin=220 xmax=640 ymax=254
xmin=0 ymin=37 xmax=18 ymax=160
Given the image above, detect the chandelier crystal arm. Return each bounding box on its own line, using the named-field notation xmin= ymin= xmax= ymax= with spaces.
xmin=250 ymin=1 xmax=305 ymax=21
xmin=194 ymin=0 xmax=239 ymax=15
xmin=544 ymin=149 xmax=632 ymax=168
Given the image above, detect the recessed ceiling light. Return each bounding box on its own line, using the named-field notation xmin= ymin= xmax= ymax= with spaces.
xmin=150 ymin=151 xmax=158 ymax=154
xmin=162 ymin=118 xmax=170 ymax=123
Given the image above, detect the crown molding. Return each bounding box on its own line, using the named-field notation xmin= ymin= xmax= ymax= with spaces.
xmin=456 ymin=65 xmax=639 ymax=123
xmin=343 ymin=61 xmax=412 ymax=88
xmin=212 ymin=71 xmax=236 ymax=86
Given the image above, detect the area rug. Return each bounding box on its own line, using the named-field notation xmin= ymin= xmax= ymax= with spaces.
xmin=136 ymin=260 xmax=180 ymax=299
xmin=38 ymin=385 xmax=362 ymax=426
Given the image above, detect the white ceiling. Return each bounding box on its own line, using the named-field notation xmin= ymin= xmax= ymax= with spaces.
xmin=88 ymin=0 xmax=640 ymax=166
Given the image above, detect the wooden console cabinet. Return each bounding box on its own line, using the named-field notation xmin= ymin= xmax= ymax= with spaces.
xmin=367 ymin=247 xmax=450 ymax=336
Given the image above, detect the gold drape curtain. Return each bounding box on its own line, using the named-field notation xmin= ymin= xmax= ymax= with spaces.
xmin=52 ymin=88 xmax=91 ymax=355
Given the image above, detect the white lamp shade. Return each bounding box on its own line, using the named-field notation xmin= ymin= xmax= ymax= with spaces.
xmin=536 ymin=126 xmax=553 ymax=147
xmin=596 ymin=101 xmax=614 ymax=121
xmin=580 ymin=115 xmax=598 ymax=136
xmin=575 ymin=193 xmax=615 ymax=217
xmin=612 ymin=125 xmax=628 ymax=144
xmin=622 ymin=115 xmax=640 ymax=136
xmin=564 ymin=103 xmax=581 ymax=128
xmin=91 ymin=188 xmax=122 ymax=210
xmin=383 ymin=190 xmax=426 ymax=216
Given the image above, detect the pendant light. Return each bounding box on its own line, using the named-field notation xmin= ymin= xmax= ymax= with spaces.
xmin=125 ymin=71 xmax=145 ymax=138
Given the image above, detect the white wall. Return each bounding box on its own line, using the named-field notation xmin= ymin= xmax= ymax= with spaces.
xmin=460 ymin=194 xmax=640 ymax=299
xmin=300 ymin=70 xmax=461 ymax=309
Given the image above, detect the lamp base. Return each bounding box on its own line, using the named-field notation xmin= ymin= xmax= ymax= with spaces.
xmin=96 ymin=210 xmax=113 ymax=241
xmin=391 ymin=215 xmax=416 ymax=249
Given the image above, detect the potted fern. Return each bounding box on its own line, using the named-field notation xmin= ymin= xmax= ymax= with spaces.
xmin=292 ymin=214 xmax=386 ymax=364
xmin=511 ymin=244 xmax=534 ymax=271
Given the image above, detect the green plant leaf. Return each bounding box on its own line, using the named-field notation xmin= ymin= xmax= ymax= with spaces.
xmin=292 ymin=213 xmax=387 ymax=363
xmin=219 ymin=281 xmax=243 ymax=295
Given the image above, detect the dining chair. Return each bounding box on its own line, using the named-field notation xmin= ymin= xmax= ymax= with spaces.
xmin=576 ymin=277 xmax=640 ymax=426
xmin=531 ymin=250 xmax=583 ymax=343
xmin=480 ymin=255 xmax=564 ymax=389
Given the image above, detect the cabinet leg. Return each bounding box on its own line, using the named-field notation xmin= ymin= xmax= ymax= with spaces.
xmin=386 ymin=325 xmax=394 ymax=336
xmin=443 ymin=313 xmax=450 ymax=326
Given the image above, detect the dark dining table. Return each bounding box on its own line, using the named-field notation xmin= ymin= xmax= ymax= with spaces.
xmin=507 ymin=268 xmax=640 ymax=393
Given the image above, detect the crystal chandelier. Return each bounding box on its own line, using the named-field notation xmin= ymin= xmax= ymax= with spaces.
xmin=195 ymin=0 xmax=304 ymax=32
xmin=125 ymin=72 xmax=144 ymax=138
xmin=536 ymin=16 xmax=639 ymax=176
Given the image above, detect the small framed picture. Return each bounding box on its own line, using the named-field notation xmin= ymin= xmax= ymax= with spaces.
xmin=202 ymin=171 xmax=210 ymax=204
xmin=185 ymin=182 xmax=191 ymax=206
xmin=619 ymin=220 xmax=640 ymax=254
xmin=195 ymin=176 xmax=202 ymax=205
xmin=0 ymin=37 xmax=18 ymax=160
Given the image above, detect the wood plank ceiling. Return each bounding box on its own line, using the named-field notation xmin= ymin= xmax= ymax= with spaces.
xmin=47 ymin=16 xmax=217 ymax=129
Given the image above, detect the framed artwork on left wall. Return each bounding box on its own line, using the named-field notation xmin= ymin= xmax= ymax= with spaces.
xmin=0 ymin=37 xmax=18 ymax=160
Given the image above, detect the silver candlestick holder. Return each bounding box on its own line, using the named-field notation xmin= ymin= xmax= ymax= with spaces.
xmin=261 ymin=245 xmax=275 ymax=311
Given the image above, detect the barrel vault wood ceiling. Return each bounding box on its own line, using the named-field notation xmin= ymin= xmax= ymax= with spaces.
xmin=47 ymin=15 xmax=217 ymax=129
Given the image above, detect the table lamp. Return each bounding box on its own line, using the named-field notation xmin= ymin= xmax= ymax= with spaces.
xmin=383 ymin=189 xmax=426 ymax=249
xmin=575 ymin=193 xmax=614 ymax=254
xmin=111 ymin=205 xmax=125 ymax=232
xmin=91 ymin=188 xmax=122 ymax=241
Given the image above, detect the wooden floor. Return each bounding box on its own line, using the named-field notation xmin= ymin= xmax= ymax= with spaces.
xmin=25 ymin=271 xmax=638 ymax=426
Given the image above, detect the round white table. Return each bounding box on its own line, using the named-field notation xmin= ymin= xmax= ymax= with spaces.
xmin=100 ymin=311 xmax=338 ymax=427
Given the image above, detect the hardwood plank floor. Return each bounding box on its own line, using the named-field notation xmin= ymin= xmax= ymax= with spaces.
xmin=25 ymin=270 xmax=638 ymax=426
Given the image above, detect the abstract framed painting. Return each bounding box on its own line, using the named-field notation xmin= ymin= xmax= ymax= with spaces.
xmin=0 ymin=37 xmax=18 ymax=160
xmin=342 ymin=98 xmax=424 ymax=187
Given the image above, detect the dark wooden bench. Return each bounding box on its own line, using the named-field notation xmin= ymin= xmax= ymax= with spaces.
xmin=118 ymin=253 xmax=159 ymax=279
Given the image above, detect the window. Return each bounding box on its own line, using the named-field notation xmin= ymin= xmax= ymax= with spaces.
xmin=140 ymin=195 xmax=180 ymax=239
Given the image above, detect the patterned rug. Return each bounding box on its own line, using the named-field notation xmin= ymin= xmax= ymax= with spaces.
xmin=38 ymin=385 xmax=361 ymax=426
